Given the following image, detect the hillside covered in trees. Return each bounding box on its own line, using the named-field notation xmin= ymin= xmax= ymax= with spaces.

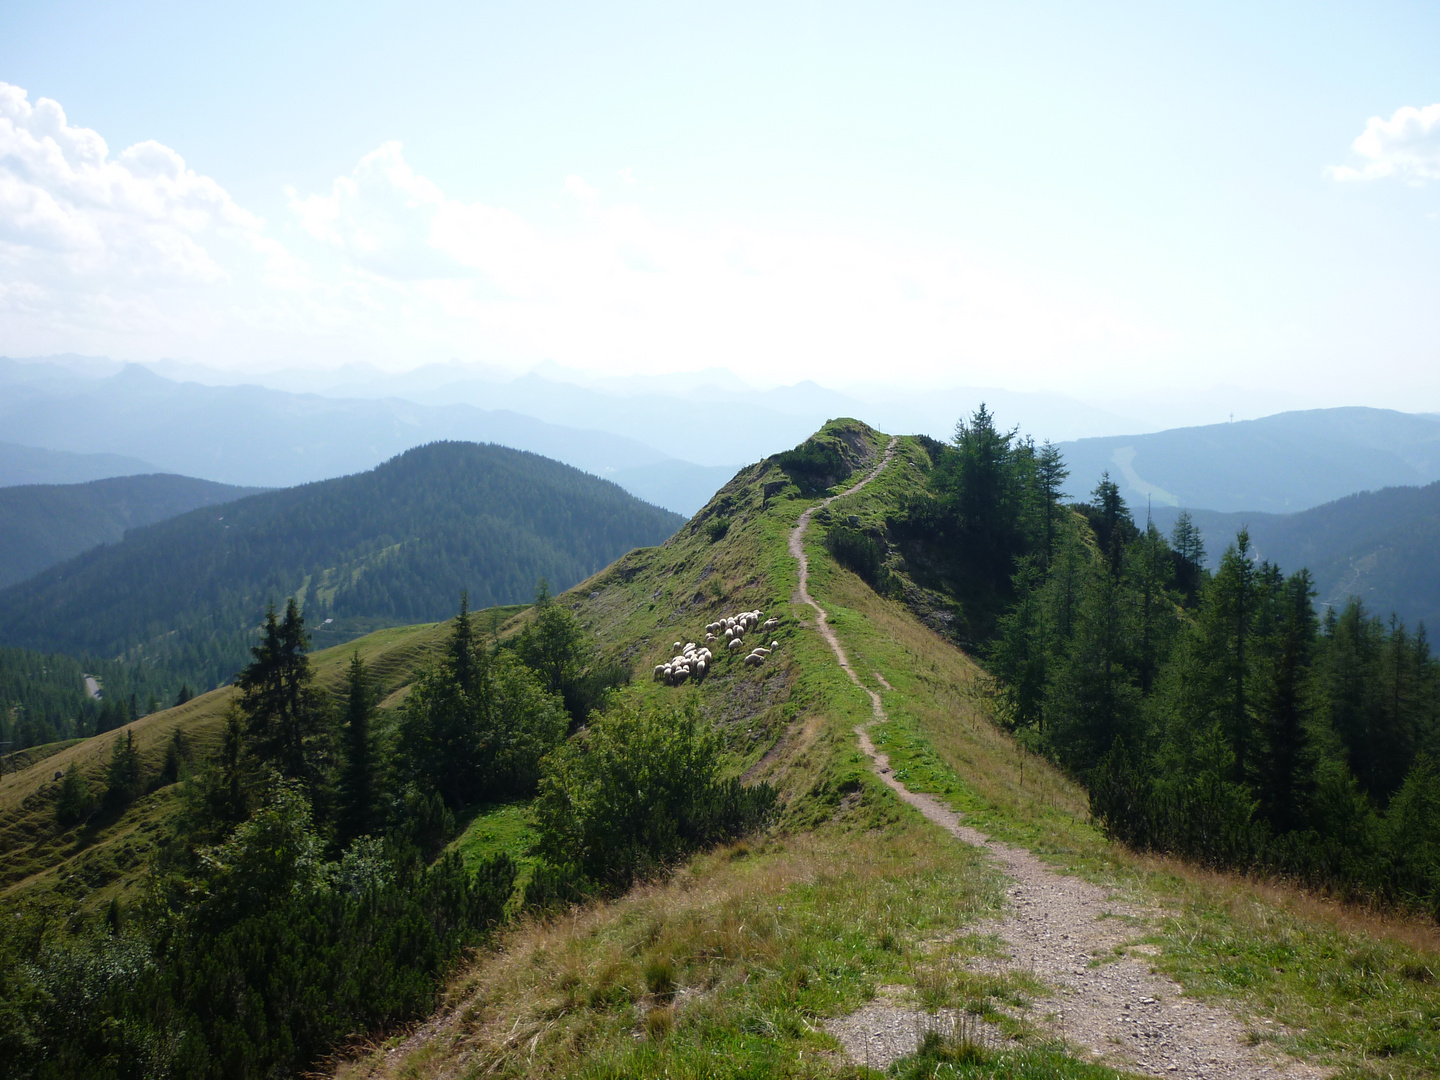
xmin=1152 ymin=480 xmax=1440 ymax=633
xmin=870 ymin=408 xmax=1440 ymax=917
xmin=0 ymin=473 xmax=262 ymax=589
xmin=0 ymin=442 xmax=683 ymax=693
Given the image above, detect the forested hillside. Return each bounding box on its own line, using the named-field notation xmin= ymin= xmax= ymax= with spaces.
xmin=0 ymin=442 xmax=682 ymax=691
xmin=0 ymin=473 xmax=261 ymax=589
xmin=0 ymin=646 xmax=180 ymax=756
xmin=1152 ymin=481 xmax=1440 ymax=632
xmin=875 ymin=409 xmax=1440 ymax=919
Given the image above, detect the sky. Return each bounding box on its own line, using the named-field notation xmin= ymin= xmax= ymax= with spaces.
xmin=1 ymin=0 xmax=1438 ymax=413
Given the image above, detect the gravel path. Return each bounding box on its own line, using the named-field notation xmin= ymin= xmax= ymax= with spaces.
xmin=789 ymin=442 xmax=1329 ymax=1078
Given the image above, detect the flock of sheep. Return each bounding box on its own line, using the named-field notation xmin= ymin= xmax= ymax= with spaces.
xmin=653 ymin=609 xmax=783 ymax=686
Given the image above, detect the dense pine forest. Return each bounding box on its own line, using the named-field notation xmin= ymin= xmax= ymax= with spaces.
xmin=0 ymin=442 xmax=683 ymax=693
xmin=1 ymin=646 xmax=185 ymax=757
xmin=0 ymin=473 xmax=261 ymax=589
xmin=883 ymin=408 xmax=1440 ymax=917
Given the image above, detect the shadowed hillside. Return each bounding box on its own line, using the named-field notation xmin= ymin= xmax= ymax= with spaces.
xmin=0 ymin=473 xmax=263 ymax=589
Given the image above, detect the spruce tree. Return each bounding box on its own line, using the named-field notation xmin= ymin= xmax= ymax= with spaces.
xmin=237 ymin=598 xmax=332 ymax=788
xmin=1034 ymin=440 xmax=1069 ymax=567
xmin=338 ymin=652 xmax=377 ymax=844
xmin=102 ymin=730 xmax=143 ymax=813
xmin=1197 ymin=531 xmax=1262 ymax=785
xmin=1255 ymin=570 xmax=1318 ymax=832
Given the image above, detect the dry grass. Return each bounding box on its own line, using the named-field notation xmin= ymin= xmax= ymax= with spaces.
xmin=337 ymin=817 xmax=1005 ymax=1080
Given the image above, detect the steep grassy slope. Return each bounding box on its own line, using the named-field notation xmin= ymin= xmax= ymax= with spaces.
xmin=0 ymin=473 xmax=262 ymax=589
xmin=338 ymin=419 xmax=1440 ymax=1080
xmin=0 ymin=613 xmax=521 ymax=917
xmin=0 ymin=442 xmax=683 ymax=691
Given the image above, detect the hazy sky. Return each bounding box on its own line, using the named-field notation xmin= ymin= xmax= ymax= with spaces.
xmin=1 ymin=1 xmax=1437 ymax=406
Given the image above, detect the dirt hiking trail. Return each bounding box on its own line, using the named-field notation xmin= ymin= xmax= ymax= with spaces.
xmin=790 ymin=438 xmax=1328 ymax=1078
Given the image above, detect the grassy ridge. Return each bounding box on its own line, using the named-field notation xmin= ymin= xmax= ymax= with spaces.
xmin=340 ymin=422 xmax=1440 ymax=1080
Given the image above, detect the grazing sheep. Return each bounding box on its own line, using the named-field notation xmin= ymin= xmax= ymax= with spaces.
xmin=744 ymin=652 xmax=764 ymax=666
xmin=771 ymin=640 xmax=779 ymax=649
xmin=724 ymin=627 xmax=735 ymax=640
xmin=727 ymin=637 xmax=744 ymax=651
xmin=752 ymin=647 xmax=770 ymax=657
xmin=705 ymin=633 xmax=717 ymax=643
xmin=685 ymin=642 xmax=696 ymax=653
xmin=762 ymin=618 xmax=780 ymax=631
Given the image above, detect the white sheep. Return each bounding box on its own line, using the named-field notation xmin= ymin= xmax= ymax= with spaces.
xmin=723 ymin=627 xmax=735 ymax=640
xmin=752 ymin=647 xmax=770 ymax=657
xmin=762 ymin=618 xmax=780 ymax=631
xmin=653 ymin=664 xmax=667 ymax=682
xmin=705 ymin=632 xmax=717 ymax=643
xmin=727 ymin=637 xmax=744 ymax=651
xmin=771 ymin=640 xmax=779 ymax=649
xmin=744 ymin=652 xmax=764 ymax=666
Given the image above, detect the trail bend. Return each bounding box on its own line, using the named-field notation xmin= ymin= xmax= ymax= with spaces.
xmin=789 ymin=437 xmax=1326 ymax=1079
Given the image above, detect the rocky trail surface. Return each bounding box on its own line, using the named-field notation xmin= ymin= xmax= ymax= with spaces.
xmin=791 ymin=439 xmax=1328 ymax=1078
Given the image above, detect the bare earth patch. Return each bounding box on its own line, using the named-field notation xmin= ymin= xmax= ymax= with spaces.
xmin=792 ymin=442 xmax=1331 ymax=1079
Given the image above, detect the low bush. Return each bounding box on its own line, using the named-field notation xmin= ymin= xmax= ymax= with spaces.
xmin=532 ymin=699 xmax=778 ymax=889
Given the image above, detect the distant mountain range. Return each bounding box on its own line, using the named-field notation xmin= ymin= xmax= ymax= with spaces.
xmin=0 ymin=358 xmax=730 ymax=515
xmin=0 ymin=442 xmax=683 ymax=690
xmin=0 ymin=474 xmax=262 ymax=590
xmin=1150 ymin=483 xmax=1440 ymax=633
xmin=0 ymin=441 xmax=160 ymax=486
xmin=1060 ymin=408 xmax=1440 ymax=514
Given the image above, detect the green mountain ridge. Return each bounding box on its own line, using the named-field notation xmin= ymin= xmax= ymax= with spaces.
xmin=0 ymin=473 xmax=263 ymax=590
xmin=0 ymin=441 xmax=684 ymax=692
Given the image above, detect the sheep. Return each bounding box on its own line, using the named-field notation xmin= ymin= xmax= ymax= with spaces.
xmin=673 ymin=641 xmax=683 ymax=652
xmin=744 ymin=652 xmax=764 ymax=666
xmin=705 ymin=632 xmax=717 ymax=643
xmin=723 ymin=627 xmax=735 ymax=640
xmin=762 ymin=618 xmax=780 ymax=631
xmin=751 ymin=647 xmax=770 ymax=657
xmin=771 ymin=640 xmax=779 ymax=649
xmin=727 ymin=637 xmax=744 ymax=651
xmin=685 ymin=642 xmax=696 ymax=653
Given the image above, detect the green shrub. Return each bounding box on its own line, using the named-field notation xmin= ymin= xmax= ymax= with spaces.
xmin=533 ymin=699 xmax=778 ymax=888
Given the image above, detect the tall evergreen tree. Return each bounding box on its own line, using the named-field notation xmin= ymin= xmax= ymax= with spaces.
xmin=1034 ymin=440 xmax=1069 ymax=568
xmin=236 ymin=598 xmax=333 ymax=799
xmin=337 ymin=652 xmax=376 ymax=844
xmin=1255 ymin=569 xmax=1318 ymax=832
xmin=1198 ymin=530 xmax=1262 ymax=784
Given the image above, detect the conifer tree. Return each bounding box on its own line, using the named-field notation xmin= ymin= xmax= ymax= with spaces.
xmin=1034 ymin=440 xmax=1069 ymax=567
xmin=102 ymin=730 xmax=142 ymax=813
xmin=338 ymin=652 xmax=376 ymax=844
xmin=1196 ymin=531 xmax=1262 ymax=784
xmin=1255 ymin=569 xmax=1318 ymax=832
xmin=237 ymin=598 xmax=332 ymax=789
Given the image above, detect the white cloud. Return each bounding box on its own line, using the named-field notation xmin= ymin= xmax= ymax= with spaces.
xmin=0 ymin=80 xmax=1158 ymax=388
xmin=1329 ymin=103 xmax=1440 ymax=184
